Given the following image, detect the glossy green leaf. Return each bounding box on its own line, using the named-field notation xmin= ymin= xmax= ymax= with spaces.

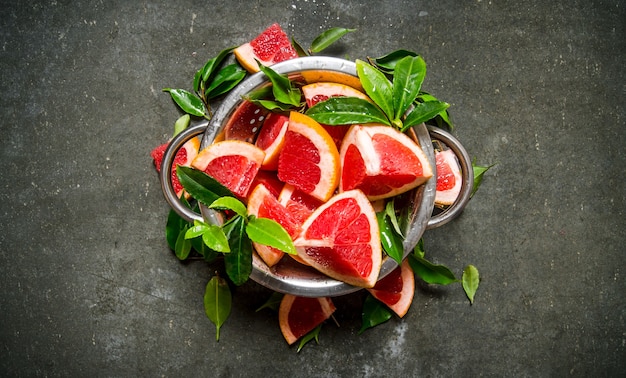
xmin=462 ymin=265 xmax=480 ymax=304
xmin=200 ymin=224 xmax=230 ymax=253
xmin=306 ymin=97 xmax=390 ymax=126
xmin=223 ymin=216 xmax=252 ymax=285
xmin=291 ymin=37 xmax=309 ymax=57
xmin=356 ymin=59 xmax=394 ymax=121
xmin=310 ymin=27 xmax=355 ymax=53
xmin=414 ymin=238 xmax=425 ymax=259
xmin=359 ymin=294 xmax=393 ymax=334
xmin=174 ymin=224 xmax=191 ymax=260
xmin=258 ymin=63 xmax=302 ymax=107
xmin=402 ymin=101 xmax=450 ymax=131
xmin=200 ymin=47 xmax=235 ymax=84
xmin=384 ymin=200 xmax=403 ymax=237
xmin=176 ymin=166 xmax=235 ymax=207
xmin=209 ymin=197 xmax=247 ymax=218
xmin=417 ymin=92 xmax=453 ymax=129
xmin=255 ymin=292 xmax=283 ymax=312
xmin=247 ymin=98 xmax=296 ymax=112
xmin=373 ymin=49 xmax=418 ymax=71
xmin=392 ymin=55 xmax=426 ymax=120
xmin=166 ymin=209 xmax=186 ymax=250
xmin=377 ymin=211 xmax=403 ymax=265
xmin=189 ymin=235 xmax=219 ymax=262
xmin=297 ymin=325 xmax=322 ymax=352
xmin=408 ymin=254 xmax=458 ymax=285
xmin=173 ymin=114 xmax=190 ymax=138
xmin=185 ymin=222 xmax=209 ymax=239
xmin=204 ymin=275 xmax=232 ymax=341
xmin=205 ymin=64 xmax=247 ymax=99
xmin=163 ymin=88 xmax=205 ymax=117
xmin=472 ymin=161 xmax=495 ymax=197
xmin=246 ymin=217 xmax=296 ymax=255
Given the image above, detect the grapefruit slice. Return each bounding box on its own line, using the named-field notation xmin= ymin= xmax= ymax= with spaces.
xmin=279 ymin=294 xmax=336 ymax=345
xmin=191 ymin=140 xmax=265 ymax=198
xmin=434 ymin=149 xmax=462 ymax=206
xmin=249 ymin=170 xmax=283 ymax=199
xmin=302 ymin=82 xmax=372 ymax=148
xmin=151 ymin=137 xmax=200 ymax=198
xmin=339 ymin=125 xmax=433 ymax=201
xmin=223 ymin=100 xmax=269 ymax=143
xmin=367 ymin=259 xmax=415 ymax=318
xmin=278 ymin=184 xmax=323 ymax=226
xmin=277 ymin=112 xmax=340 ymax=202
xmin=293 ymin=189 xmax=382 ymax=288
xmin=247 ymin=184 xmax=300 ymax=267
xmin=234 ymin=23 xmax=299 ymax=73
xmin=255 ymin=112 xmax=289 ymax=170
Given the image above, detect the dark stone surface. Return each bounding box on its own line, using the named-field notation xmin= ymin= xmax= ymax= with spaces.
xmin=1 ymin=0 xmax=624 ymax=376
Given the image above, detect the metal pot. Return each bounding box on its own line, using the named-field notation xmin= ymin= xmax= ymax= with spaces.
xmin=159 ymin=57 xmax=473 ymax=297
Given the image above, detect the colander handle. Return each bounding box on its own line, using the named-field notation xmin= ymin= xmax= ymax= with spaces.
xmin=426 ymin=126 xmax=474 ymax=229
xmin=159 ymin=123 xmax=207 ymax=223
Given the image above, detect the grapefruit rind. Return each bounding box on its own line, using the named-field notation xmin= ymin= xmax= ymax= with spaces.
xmin=367 ymin=259 xmax=415 ymax=318
xmin=293 ymin=189 xmax=382 ymax=288
xmin=279 ymin=294 xmax=336 ymax=345
xmin=434 ymin=149 xmax=463 ymax=206
xmin=255 ymin=113 xmax=289 ymax=170
xmin=339 ymin=125 xmax=433 ymax=201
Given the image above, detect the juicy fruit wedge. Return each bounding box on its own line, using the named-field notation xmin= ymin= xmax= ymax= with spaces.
xmin=301 ymin=82 xmax=370 ymax=108
xmin=367 ymin=259 xmax=415 ymax=318
xmin=279 ymin=294 xmax=336 ymax=345
xmin=250 ymin=170 xmax=283 ymax=198
xmin=191 ymin=140 xmax=265 ymax=198
xmin=151 ymin=137 xmax=200 ymax=198
xmin=293 ymin=189 xmax=382 ymax=288
xmin=339 ymin=125 xmax=433 ymax=201
xmin=434 ymin=149 xmax=463 ymax=206
xmin=247 ymin=184 xmax=300 ymax=267
xmin=278 ymin=184 xmax=323 ymax=227
xmin=234 ymin=23 xmax=299 ymax=73
xmin=302 ymin=82 xmax=372 ymax=148
xmin=255 ymin=112 xmax=289 ymax=170
xmin=277 ymin=112 xmax=341 ymax=202
xmin=223 ymin=100 xmax=269 ymax=143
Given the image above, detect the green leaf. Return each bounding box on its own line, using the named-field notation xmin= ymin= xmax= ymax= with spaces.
xmin=166 ymin=209 xmax=186 ymax=250
xmin=297 ymin=325 xmax=322 ymax=352
xmin=384 ymin=199 xmax=403 ymax=237
xmin=306 ymin=97 xmax=391 ymax=126
xmin=255 ymin=292 xmax=283 ymax=312
xmin=402 ymin=101 xmax=450 ymax=131
xmin=200 ymin=47 xmax=235 ymax=85
xmin=462 ymin=265 xmax=480 ymax=304
xmin=223 ymin=216 xmax=253 ymax=285
xmin=258 ymin=63 xmax=302 ymax=107
xmin=408 ymin=254 xmax=458 ymax=285
xmin=176 ymin=166 xmax=235 ymax=207
xmin=205 ymin=64 xmax=247 ymax=99
xmin=356 ymin=59 xmax=394 ymax=121
xmin=163 ymin=88 xmax=205 ymax=117
xmin=359 ymin=294 xmax=393 ymax=334
xmin=201 ymin=224 xmax=231 ymax=253
xmin=377 ymin=211 xmax=404 ymax=265
xmin=413 ymin=238 xmax=425 ymax=259
xmin=246 ymin=217 xmax=296 ymax=255
xmin=189 ymin=235 xmax=219 ymax=262
xmin=392 ymin=55 xmax=426 ymax=120
xmin=209 ymin=197 xmax=248 ymax=218
xmin=204 ymin=275 xmax=232 ymax=341
xmin=373 ymin=49 xmax=418 ymax=71
xmin=173 ymin=114 xmax=191 ymax=138
xmin=310 ymin=27 xmax=355 ymax=53
xmin=184 ymin=220 xmax=210 ymax=239
xmin=291 ymin=37 xmax=309 ymax=57
xmin=247 ymin=98 xmax=296 ymax=112
xmin=417 ymin=92 xmax=453 ymax=129
xmin=472 ymin=161 xmax=495 ymax=197
xmin=174 ymin=224 xmax=192 ymax=260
